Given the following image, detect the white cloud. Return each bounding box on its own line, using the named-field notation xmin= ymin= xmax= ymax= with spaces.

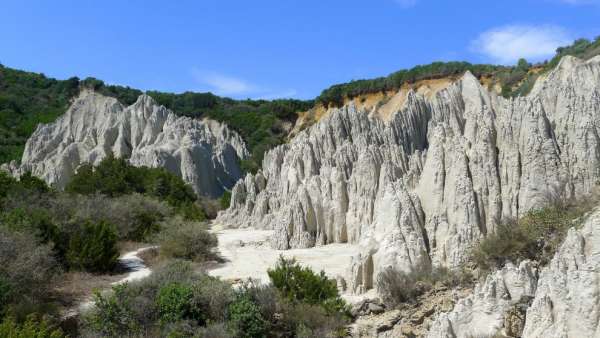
xmin=558 ymin=0 xmax=599 ymax=4
xmin=471 ymin=25 xmax=571 ymax=64
xmin=191 ymin=68 xmax=298 ymax=99
xmin=191 ymin=68 xmax=256 ymax=96
xmin=394 ymin=0 xmax=418 ymax=8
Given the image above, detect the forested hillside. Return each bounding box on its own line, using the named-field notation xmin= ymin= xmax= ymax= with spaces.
xmin=0 ymin=68 xmax=312 ymax=170
xmin=316 ymin=36 xmax=600 ymax=107
xmin=2 ymin=36 xmax=599 ymax=169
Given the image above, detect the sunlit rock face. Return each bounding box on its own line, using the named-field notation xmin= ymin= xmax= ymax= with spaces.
xmin=218 ymin=55 xmax=600 ymax=293
xmin=14 ymin=91 xmax=248 ymax=198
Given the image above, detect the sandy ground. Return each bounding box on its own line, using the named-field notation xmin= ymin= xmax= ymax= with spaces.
xmin=207 ymin=227 xmax=375 ymax=303
xmin=62 ymin=246 xmax=157 ymax=318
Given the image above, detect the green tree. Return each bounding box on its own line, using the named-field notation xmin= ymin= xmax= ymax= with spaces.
xmin=67 ymin=220 xmax=119 ymax=272
xmin=228 ymin=295 xmax=268 ymax=338
xmin=157 ymin=283 xmax=202 ymax=324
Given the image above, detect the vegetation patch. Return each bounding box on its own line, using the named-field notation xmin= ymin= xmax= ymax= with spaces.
xmin=83 ymin=260 xmax=350 ymax=338
xmin=471 ymin=192 xmax=597 ymax=271
xmin=376 ymin=263 xmax=473 ymax=309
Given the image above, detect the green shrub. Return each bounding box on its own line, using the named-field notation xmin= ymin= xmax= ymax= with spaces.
xmin=65 ymin=155 xmax=205 ymax=220
xmin=86 ymin=284 xmax=141 ymax=337
xmin=377 ymin=263 xmax=473 ymax=308
xmin=267 ymin=256 xmax=347 ymax=314
xmin=157 ymin=219 xmax=218 ymax=262
xmin=66 ymin=220 xmax=119 ymax=272
xmin=0 ymin=229 xmax=60 ymax=318
xmin=472 ymin=200 xmax=593 ymax=271
xmin=157 ymin=283 xmax=202 ymax=324
xmin=16 ymin=172 xmax=49 ymax=194
xmin=0 ymin=171 xmax=17 ymax=198
xmin=219 ymin=190 xmax=232 ymax=210
xmin=228 ymin=295 xmax=268 ymax=338
xmin=0 ymin=315 xmax=64 ymax=338
xmin=190 ymin=275 xmax=235 ymax=323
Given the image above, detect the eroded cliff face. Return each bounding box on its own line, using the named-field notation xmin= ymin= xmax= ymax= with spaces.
xmin=427 ymin=206 xmax=600 ymax=338
xmin=10 ymin=91 xmax=248 ymax=198
xmin=217 ymin=55 xmax=600 ymax=294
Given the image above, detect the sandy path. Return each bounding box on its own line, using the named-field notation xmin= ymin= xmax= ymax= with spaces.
xmin=208 ymin=227 xmax=360 ymax=285
xmin=68 ymin=246 xmax=157 ymax=316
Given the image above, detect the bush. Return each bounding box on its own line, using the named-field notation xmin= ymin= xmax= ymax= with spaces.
xmin=190 ymin=275 xmax=234 ymax=323
xmin=51 ymin=193 xmax=172 ymax=241
xmin=377 ymin=264 xmax=473 ymax=308
xmin=219 ymin=190 xmax=231 ymax=210
xmin=284 ymin=302 xmax=348 ymax=338
xmin=157 ymin=283 xmax=201 ymax=324
xmin=157 ymin=218 xmax=218 ymax=262
xmin=0 ymin=229 xmax=61 ymax=318
xmin=472 ymin=198 xmax=594 ymax=271
xmin=267 ymin=256 xmax=347 ymax=314
xmin=86 ymin=284 xmax=141 ymax=337
xmin=228 ymin=295 xmax=268 ymax=338
xmin=0 ymin=315 xmax=64 ymax=338
xmin=65 ymin=155 xmax=205 ymax=221
xmin=66 ymin=220 xmax=119 ymax=272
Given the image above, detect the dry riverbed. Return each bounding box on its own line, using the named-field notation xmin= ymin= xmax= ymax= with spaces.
xmin=208 ymin=226 xmax=376 ymax=303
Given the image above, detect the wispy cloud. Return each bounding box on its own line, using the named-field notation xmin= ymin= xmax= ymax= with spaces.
xmin=471 ymin=24 xmax=571 ymax=64
xmin=191 ymin=68 xmax=256 ymax=96
xmin=191 ymin=68 xmax=297 ymax=99
xmin=394 ymin=0 xmax=418 ymax=8
xmin=557 ymin=0 xmax=599 ymax=4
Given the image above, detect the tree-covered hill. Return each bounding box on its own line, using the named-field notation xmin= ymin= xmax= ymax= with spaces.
xmin=316 ymin=36 xmax=600 ymax=107
xmin=0 ymin=68 xmax=312 ymax=169
xmin=1 ymin=36 xmax=599 ymax=168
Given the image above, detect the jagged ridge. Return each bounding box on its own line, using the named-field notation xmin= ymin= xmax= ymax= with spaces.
xmin=218 ymin=55 xmax=600 ymax=296
xmin=3 ymin=91 xmax=249 ymax=198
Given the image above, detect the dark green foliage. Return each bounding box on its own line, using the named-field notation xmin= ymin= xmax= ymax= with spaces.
xmin=83 ymin=260 xmax=350 ymax=338
xmin=0 ymin=171 xmax=17 ymax=198
xmin=157 ymin=283 xmax=201 ymax=324
xmin=317 ymin=61 xmax=506 ymax=106
xmin=227 ymin=294 xmax=268 ymax=338
xmin=65 ymin=155 xmax=205 ymax=220
xmin=548 ymin=37 xmax=600 ymax=69
xmin=0 ymin=276 xmax=11 ymax=317
xmin=317 ymin=37 xmax=600 ymax=106
xmin=267 ymin=256 xmax=348 ymax=315
xmin=66 ymin=220 xmax=119 ymax=272
xmin=0 ymin=66 xmax=79 ymax=163
xmin=220 ymin=190 xmax=231 ymax=210
xmin=0 ymin=315 xmax=65 ymax=338
xmin=14 ymin=172 xmax=49 ymax=193
xmin=0 ymin=65 xmax=310 ymax=171
xmin=147 ymin=91 xmax=312 ymax=170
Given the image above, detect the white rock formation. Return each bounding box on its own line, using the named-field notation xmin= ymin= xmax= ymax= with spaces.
xmin=521 ymin=208 xmax=600 ymax=338
xmin=13 ymin=91 xmax=248 ymax=197
xmin=426 ymin=261 xmax=538 ymax=337
xmin=427 ymin=206 xmax=600 ymax=338
xmin=217 ymin=55 xmax=600 ymax=293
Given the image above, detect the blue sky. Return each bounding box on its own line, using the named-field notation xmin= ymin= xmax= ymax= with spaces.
xmin=1 ymin=0 xmax=599 ymax=100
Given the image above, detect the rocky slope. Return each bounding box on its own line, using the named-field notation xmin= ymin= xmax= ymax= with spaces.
xmin=426 ymin=206 xmax=600 ymax=338
xmin=217 ymin=55 xmax=600 ymax=296
xmin=3 ymin=91 xmax=248 ymax=197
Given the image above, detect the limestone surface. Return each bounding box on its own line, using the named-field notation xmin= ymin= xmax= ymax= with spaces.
xmin=11 ymin=91 xmax=248 ymax=197
xmin=217 ymin=55 xmax=600 ymax=294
